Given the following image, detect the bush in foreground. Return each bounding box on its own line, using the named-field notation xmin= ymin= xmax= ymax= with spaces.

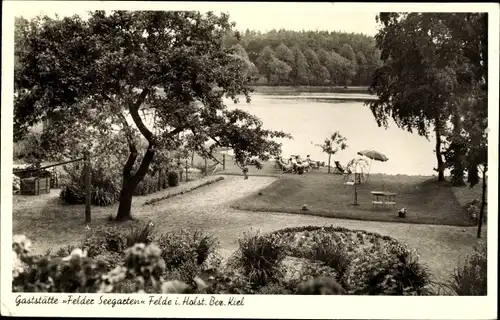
xmin=451 ymin=241 xmax=487 ymax=295
xmin=228 ymin=230 xmax=287 ymax=288
xmin=12 ymin=225 xmax=439 ymax=295
xmin=269 ymin=225 xmax=431 ymax=295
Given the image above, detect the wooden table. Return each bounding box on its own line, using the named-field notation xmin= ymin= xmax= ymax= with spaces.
xmin=371 ymin=191 xmax=397 ymax=209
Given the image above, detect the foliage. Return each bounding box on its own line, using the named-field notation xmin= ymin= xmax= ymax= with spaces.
xmin=450 ymin=241 xmax=487 ymax=295
xmin=59 ymin=184 xmax=85 ymax=204
xmin=81 ymin=225 xmax=128 ymax=258
xmin=125 ymin=222 xmax=156 ymax=247
xmin=224 ymin=28 xmax=381 ymax=86
xmin=12 ymin=235 xmax=107 ymax=293
xmin=369 ymin=13 xmax=487 ymax=184
xmin=290 ymin=45 xmax=310 ymax=85
xmin=167 ymin=171 xmax=180 ymax=187
xmin=308 ymin=233 xmax=352 ymax=285
xmin=15 ymin=11 xmax=291 ymax=221
xmin=154 ymin=229 xmax=219 ymax=282
xmin=14 ymin=225 xmax=434 ymax=295
xmin=12 ymin=132 xmax=46 ymax=163
xmin=315 ymin=131 xmax=348 ymax=172
xmin=59 ymin=162 xmax=121 ymax=206
xmin=269 ymin=225 xmax=431 ymax=295
xmin=316 ymin=131 xmax=348 ymax=157
xmin=229 ymin=230 xmax=287 ymax=288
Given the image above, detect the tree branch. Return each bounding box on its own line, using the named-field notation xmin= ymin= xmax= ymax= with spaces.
xmin=123 ymin=151 xmax=138 ymax=180
xmin=132 ymin=146 xmax=155 ymax=184
xmin=129 ymin=88 xmax=154 ymax=143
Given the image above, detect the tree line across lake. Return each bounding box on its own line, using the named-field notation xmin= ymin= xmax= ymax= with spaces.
xmin=222 ymin=29 xmax=382 ymax=87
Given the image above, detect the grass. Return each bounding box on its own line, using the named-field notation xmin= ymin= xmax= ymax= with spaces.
xmin=232 ymin=172 xmax=480 ymax=226
xmin=12 ymin=175 xmax=226 ymax=254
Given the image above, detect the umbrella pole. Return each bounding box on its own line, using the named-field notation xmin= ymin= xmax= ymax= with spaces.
xmin=367 ymin=159 xmax=372 ymax=183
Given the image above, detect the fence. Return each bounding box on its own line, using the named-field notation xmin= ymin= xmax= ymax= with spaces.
xmin=178 ymin=152 xmax=227 ymax=183
xmin=13 ymin=152 xmax=92 ymax=223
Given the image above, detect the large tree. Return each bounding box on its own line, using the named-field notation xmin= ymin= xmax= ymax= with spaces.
xmin=290 ymin=45 xmax=309 ymax=86
xmin=368 ymin=13 xmax=454 ymax=181
xmin=369 ymin=13 xmax=487 ymax=184
xmin=255 ymin=45 xmax=276 ymax=83
xmin=14 ymin=11 xmax=290 ymax=221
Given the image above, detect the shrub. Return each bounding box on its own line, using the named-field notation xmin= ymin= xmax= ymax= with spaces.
xmin=345 ymin=242 xmax=430 ymax=295
xmin=230 ymin=230 xmax=287 ymax=288
xmin=93 ymin=251 xmax=124 ymax=272
xmin=451 ymin=241 xmax=487 ymax=295
xmin=59 ymin=184 xmax=85 ymax=204
xmin=270 ymin=225 xmax=431 ymax=295
xmin=296 ymin=276 xmax=343 ymax=295
xmin=154 ymin=229 xmax=218 ymax=282
xmin=12 ymin=235 xmax=107 ymax=293
xmin=12 ymin=234 xmax=201 ymax=294
xmin=125 ymin=222 xmax=155 ymax=247
xmin=134 ymin=174 xmax=159 ymax=196
xmin=167 ymin=171 xmax=180 ymax=187
xmin=59 ymin=164 xmax=120 ymax=206
xmin=308 ymin=233 xmax=352 ymax=285
xmin=50 ymin=245 xmax=78 ymax=258
xmin=192 ymin=230 xmax=219 ymax=266
xmin=82 ymin=226 xmax=128 ymax=258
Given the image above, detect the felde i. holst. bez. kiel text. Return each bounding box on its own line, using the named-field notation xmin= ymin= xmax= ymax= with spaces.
xmin=15 ymin=294 xmax=245 ymax=308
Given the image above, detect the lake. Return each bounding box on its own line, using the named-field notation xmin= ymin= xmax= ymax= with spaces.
xmin=225 ymin=93 xmax=439 ymax=176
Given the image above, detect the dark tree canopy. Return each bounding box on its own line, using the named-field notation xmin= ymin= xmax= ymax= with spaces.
xmin=225 ymin=28 xmax=381 ymax=86
xmin=15 ymin=11 xmax=291 ymax=220
xmin=368 ymin=12 xmax=487 ymax=185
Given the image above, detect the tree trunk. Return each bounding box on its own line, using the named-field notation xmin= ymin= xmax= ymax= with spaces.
xmin=477 ymin=167 xmax=487 ymax=239
xmin=450 ymin=114 xmax=466 ymax=186
xmin=328 ymin=154 xmax=331 ymax=173
xmin=435 ymin=120 xmax=445 ymax=181
xmin=116 ymin=178 xmax=136 ymax=221
xmin=115 ymin=148 xmax=156 ymax=221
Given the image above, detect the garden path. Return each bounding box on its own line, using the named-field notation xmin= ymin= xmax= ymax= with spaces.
xmin=137 ymin=175 xmax=482 ymax=285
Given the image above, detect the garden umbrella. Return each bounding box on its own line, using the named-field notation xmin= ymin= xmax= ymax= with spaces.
xmin=357 ymin=150 xmax=389 ymax=181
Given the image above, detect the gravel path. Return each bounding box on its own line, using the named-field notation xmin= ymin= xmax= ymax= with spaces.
xmin=138 ymin=175 xmax=481 ymax=284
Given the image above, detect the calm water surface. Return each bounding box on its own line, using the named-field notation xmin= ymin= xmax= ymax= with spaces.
xmin=226 ymin=94 xmax=438 ymax=176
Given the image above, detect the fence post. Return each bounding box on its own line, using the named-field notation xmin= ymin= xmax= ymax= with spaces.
xmin=204 ymin=157 xmax=208 ymax=176
xmin=223 ymin=154 xmax=226 ymax=171
xmin=185 ymin=160 xmax=188 ymax=182
xmin=84 ymin=151 xmax=91 ymax=224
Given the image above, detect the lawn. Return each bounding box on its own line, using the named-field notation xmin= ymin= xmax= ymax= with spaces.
xmin=232 ymin=172 xmax=482 ymax=226
xmin=12 ymin=175 xmax=226 ymax=254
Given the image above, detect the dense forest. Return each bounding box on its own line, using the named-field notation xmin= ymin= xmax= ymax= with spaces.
xmin=223 ymin=29 xmax=383 ymax=87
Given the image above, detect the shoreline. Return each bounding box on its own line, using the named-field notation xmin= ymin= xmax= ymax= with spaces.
xmin=251 ymin=85 xmax=371 ymax=95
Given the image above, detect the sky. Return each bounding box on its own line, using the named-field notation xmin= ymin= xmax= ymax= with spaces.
xmin=12 ymin=2 xmax=383 ymax=36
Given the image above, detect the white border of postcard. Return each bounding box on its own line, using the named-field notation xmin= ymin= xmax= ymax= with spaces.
xmin=2 ymin=2 xmax=498 ymax=319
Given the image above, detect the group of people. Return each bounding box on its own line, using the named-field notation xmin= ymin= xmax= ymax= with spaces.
xmin=276 ymin=155 xmax=325 ymax=174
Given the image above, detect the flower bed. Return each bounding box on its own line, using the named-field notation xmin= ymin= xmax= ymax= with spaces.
xmin=268 ymin=225 xmax=431 ymax=295
xmin=12 ymin=224 xmax=434 ymax=295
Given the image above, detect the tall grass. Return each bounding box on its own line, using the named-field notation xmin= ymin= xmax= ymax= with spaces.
xmin=231 ymin=230 xmax=287 ymax=288
xmin=450 ymin=242 xmax=487 ymax=295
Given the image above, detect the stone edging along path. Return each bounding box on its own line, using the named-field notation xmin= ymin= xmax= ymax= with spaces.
xmin=143 ymin=175 xmax=225 ymax=206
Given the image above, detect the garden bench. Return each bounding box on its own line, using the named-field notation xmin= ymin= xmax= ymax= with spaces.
xmin=371 ymin=191 xmax=397 ymax=209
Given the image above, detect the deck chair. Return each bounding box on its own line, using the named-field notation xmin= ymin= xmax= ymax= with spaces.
xmin=333 ymin=161 xmax=347 ymax=174
xmin=276 ymin=159 xmax=293 ymax=173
